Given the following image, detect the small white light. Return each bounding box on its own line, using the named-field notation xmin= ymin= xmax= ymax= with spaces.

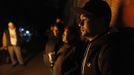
xmin=26 ymin=30 xmax=30 ymax=34
xmin=21 ymin=28 xmax=24 ymax=31
xmin=19 ymin=28 xmax=24 ymax=32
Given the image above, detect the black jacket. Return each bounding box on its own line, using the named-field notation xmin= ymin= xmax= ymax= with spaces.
xmin=81 ymin=32 xmax=110 ymax=75
xmin=82 ymin=28 xmax=134 ymax=75
xmin=103 ymin=28 xmax=134 ymax=75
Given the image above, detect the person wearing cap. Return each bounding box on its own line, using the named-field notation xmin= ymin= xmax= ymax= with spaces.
xmin=77 ymin=0 xmax=112 ymax=75
xmin=2 ymin=21 xmax=24 ymax=66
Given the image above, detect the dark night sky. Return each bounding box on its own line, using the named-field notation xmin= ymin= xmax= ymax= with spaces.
xmin=0 ymin=0 xmax=68 ymax=46
xmin=0 ymin=0 xmax=65 ymax=32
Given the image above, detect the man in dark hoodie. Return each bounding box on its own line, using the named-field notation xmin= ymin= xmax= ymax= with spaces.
xmin=78 ymin=0 xmax=134 ymax=75
xmin=77 ymin=0 xmax=112 ymax=75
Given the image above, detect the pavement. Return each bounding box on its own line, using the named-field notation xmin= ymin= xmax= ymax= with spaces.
xmin=0 ymin=53 xmax=51 ymax=75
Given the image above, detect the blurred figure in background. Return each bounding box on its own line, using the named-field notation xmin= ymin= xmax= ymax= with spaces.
xmin=43 ymin=24 xmax=63 ymax=67
xmin=55 ymin=18 xmax=65 ymax=35
xmin=2 ymin=21 xmax=24 ymax=66
xmin=46 ymin=18 xmax=64 ymax=40
xmin=53 ymin=26 xmax=81 ymax=75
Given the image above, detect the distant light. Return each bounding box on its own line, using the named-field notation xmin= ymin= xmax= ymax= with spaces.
xmin=21 ymin=28 xmax=24 ymax=31
xmin=25 ymin=30 xmax=31 ymax=36
xmin=19 ymin=28 xmax=24 ymax=32
xmin=26 ymin=30 xmax=30 ymax=34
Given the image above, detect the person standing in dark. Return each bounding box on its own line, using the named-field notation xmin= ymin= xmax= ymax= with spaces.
xmin=53 ymin=26 xmax=81 ymax=75
xmin=77 ymin=0 xmax=134 ymax=75
xmin=76 ymin=0 xmax=112 ymax=75
xmin=2 ymin=21 xmax=24 ymax=66
xmin=43 ymin=24 xmax=63 ymax=67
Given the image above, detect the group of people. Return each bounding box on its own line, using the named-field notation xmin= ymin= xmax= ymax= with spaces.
xmin=44 ymin=0 xmax=134 ymax=75
xmin=0 ymin=0 xmax=134 ymax=75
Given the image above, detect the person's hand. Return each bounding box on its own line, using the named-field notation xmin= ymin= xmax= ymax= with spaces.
xmin=48 ymin=52 xmax=55 ymax=64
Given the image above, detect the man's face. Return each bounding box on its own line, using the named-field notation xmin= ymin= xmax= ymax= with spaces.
xmin=80 ymin=14 xmax=90 ymax=36
xmin=8 ymin=22 xmax=15 ymax=30
xmin=52 ymin=26 xmax=59 ymax=37
xmin=62 ymin=28 xmax=68 ymax=43
xmin=80 ymin=22 xmax=90 ymax=36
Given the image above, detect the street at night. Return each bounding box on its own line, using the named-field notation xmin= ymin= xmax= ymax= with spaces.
xmin=0 ymin=53 xmax=51 ymax=75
